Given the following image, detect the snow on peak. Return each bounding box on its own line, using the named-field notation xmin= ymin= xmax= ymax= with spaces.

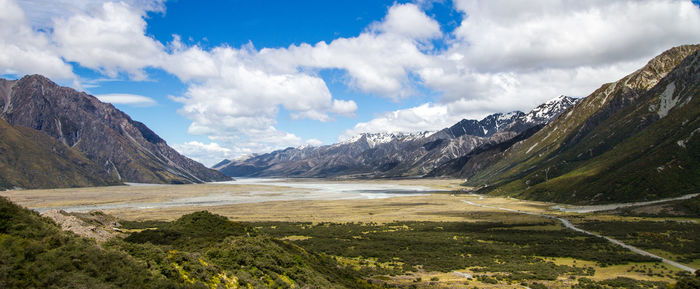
xmin=497 ymin=111 xmax=520 ymax=121
xmin=297 ymin=144 xmax=315 ymax=150
xmin=339 ymin=131 xmax=434 ymax=148
xmin=523 ymin=95 xmax=578 ymax=123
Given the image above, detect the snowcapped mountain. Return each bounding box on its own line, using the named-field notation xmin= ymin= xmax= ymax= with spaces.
xmin=215 ymin=96 xmax=578 ymax=178
xmin=522 ymin=95 xmax=580 ymax=124
xmin=337 ymin=131 xmax=435 ymax=148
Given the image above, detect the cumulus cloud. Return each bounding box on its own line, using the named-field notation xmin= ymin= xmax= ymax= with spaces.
xmin=168 ymin=44 xmax=356 ymax=138
xmin=341 ymin=103 xmax=456 ymax=139
xmin=450 ymin=0 xmax=700 ymax=73
xmin=331 ymin=99 xmax=358 ymax=116
xmin=0 ymin=0 xmax=74 ymax=80
xmin=52 ymin=1 xmax=166 ymax=80
xmin=304 ymin=138 xmax=324 ymax=147
xmin=171 ymin=141 xmax=233 ymax=167
xmin=96 ymin=93 xmax=157 ymax=107
xmin=372 ymin=3 xmax=442 ymax=41
xmin=258 ymin=3 xmax=441 ymax=99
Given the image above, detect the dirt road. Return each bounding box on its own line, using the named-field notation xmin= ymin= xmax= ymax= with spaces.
xmin=461 ymin=200 xmax=697 ymax=273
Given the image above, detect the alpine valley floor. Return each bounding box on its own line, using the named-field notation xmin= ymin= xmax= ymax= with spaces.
xmin=2 ymin=178 xmax=698 ymax=288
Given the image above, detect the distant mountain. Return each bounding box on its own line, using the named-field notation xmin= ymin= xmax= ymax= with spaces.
xmin=0 ymin=118 xmax=120 ymax=190
xmin=465 ymin=44 xmax=700 ymax=204
xmin=216 ymin=96 xmax=577 ymax=178
xmin=0 ymin=75 xmax=230 ymax=185
xmin=426 ymin=96 xmax=581 ymax=177
xmin=443 ymin=95 xmax=579 ymax=139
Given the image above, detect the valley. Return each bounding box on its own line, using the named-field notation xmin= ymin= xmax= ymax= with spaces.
xmin=3 ymin=178 xmax=698 ymax=288
xmin=0 ymin=1 xmax=698 ymax=286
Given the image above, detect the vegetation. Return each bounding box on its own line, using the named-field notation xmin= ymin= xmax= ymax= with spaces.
xmin=576 ymin=219 xmax=700 ymax=264
xmin=254 ymin=220 xmax=655 ymax=280
xmin=674 ymin=271 xmax=700 ymax=289
xmin=572 ymin=277 xmax=669 ymax=289
xmin=3 ymin=195 xmax=696 ymax=288
xmin=0 ymin=197 xmax=373 ymax=288
xmin=0 ymin=196 xmax=172 ymax=288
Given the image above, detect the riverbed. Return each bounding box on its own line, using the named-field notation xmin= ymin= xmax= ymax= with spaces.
xmin=2 ymin=178 xmax=447 ymax=213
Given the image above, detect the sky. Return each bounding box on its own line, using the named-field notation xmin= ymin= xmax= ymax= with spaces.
xmin=1 ymin=0 xmax=700 ymax=166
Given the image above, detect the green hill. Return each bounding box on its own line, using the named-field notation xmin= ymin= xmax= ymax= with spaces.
xmin=465 ymin=45 xmax=700 ymax=204
xmin=0 ymin=196 xmax=373 ymax=288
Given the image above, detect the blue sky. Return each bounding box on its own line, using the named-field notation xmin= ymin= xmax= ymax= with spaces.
xmin=2 ymin=0 xmax=700 ymax=166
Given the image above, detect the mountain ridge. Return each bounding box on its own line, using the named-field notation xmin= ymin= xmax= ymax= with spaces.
xmin=0 ymin=75 xmax=230 ymax=185
xmin=465 ymin=44 xmax=700 ymax=204
xmin=216 ymin=95 xmax=578 ymax=178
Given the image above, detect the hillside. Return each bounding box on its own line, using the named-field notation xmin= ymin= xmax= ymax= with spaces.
xmin=0 ymin=75 xmax=230 ymax=184
xmin=0 ymin=196 xmax=371 ymax=288
xmin=216 ymin=96 xmax=577 ymax=178
xmin=0 ymin=118 xmax=119 ymax=190
xmin=466 ymin=45 xmax=700 ymax=204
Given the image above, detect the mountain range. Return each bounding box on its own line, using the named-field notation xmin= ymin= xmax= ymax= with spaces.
xmin=215 ymin=95 xmax=578 ymax=178
xmin=0 ymin=75 xmax=230 ymax=189
xmin=215 ymin=44 xmax=699 ymax=205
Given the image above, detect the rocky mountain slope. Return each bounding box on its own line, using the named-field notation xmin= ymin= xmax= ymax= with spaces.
xmin=0 ymin=75 xmax=230 ymax=184
xmin=0 ymin=118 xmax=119 ymax=190
xmin=216 ymin=96 xmax=577 ymax=178
xmin=465 ymin=45 xmax=700 ymax=204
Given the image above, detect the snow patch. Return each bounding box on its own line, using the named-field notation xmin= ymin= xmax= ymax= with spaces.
xmin=657 ymin=82 xmax=677 ymax=118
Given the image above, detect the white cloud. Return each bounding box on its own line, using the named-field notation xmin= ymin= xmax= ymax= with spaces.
xmin=0 ymin=0 xmax=74 ymax=80
xmin=304 ymin=138 xmax=324 ymax=147
xmin=52 ymin=1 xmax=166 ymax=80
xmin=162 ymin=37 xmax=219 ymax=81
xmin=96 ymin=93 xmax=157 ymax=106
xmin=205 ymin=128 xmax=307 ymax=161
xmin=16 ymin=0 xmax=165 ymax=29
xmin=341 ymin=103 xmax=459 ymax=139
xmin=372 ymin=3 xmax=442 ymax=40
xmin=258 ymin=3 xmax=441 ymax=99
xmin=171 ymin=141 xmax=233 ymax=167
xmin=331 ymin=99 xmax=358 ymax=116
xmin=449 ymin=0 xmax=700 ymax=72
xmin=170 ymin=45 xmax=351 ymax=136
